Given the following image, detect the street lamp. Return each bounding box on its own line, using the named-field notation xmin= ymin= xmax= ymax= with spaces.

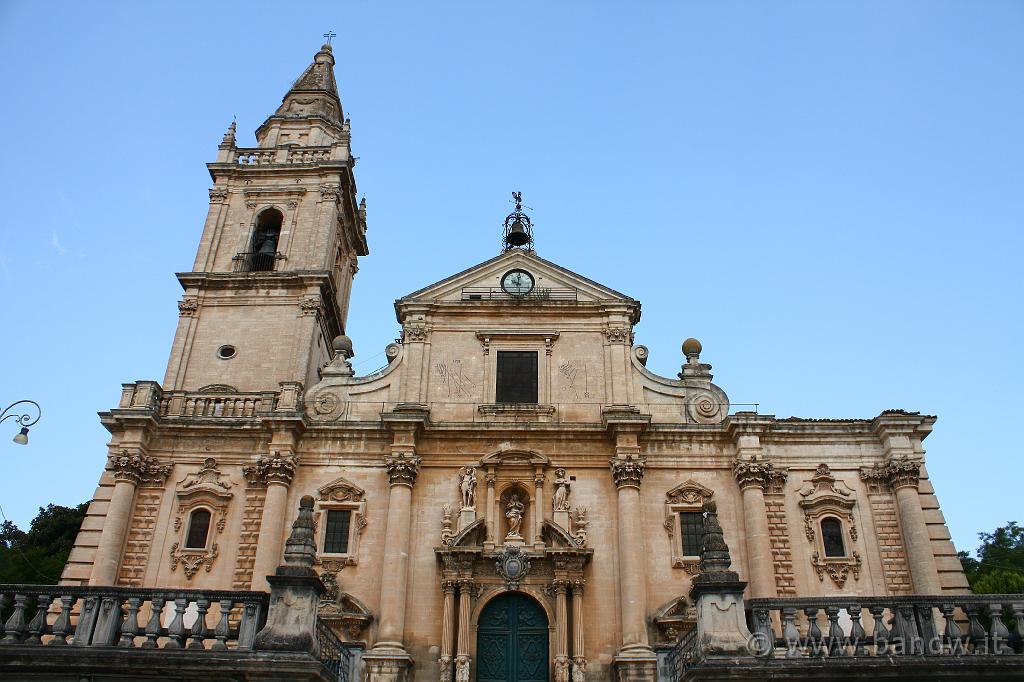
xmin=1 ymin=400 xmax=41 ymax=445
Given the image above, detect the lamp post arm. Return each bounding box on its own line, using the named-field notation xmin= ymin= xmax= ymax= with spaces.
xmin=0 ymin=400 xmax=41 ymax=428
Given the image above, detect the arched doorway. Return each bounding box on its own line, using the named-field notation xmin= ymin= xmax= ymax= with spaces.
xmin=476 ymin=592 xmax=549 ymax=682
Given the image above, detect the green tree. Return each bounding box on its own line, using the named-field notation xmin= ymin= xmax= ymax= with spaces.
xmin=0 ymin=503 xmax=87 ymax=584
xmin=959 ymin=521 xmax=1024 ymax=594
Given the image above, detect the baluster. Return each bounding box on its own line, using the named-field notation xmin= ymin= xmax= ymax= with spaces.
xmin=988 ymin=603 xmax=1013 ymax=654
xmin=804 ymin=607 xmax=823 ymax=657
xmin=847 ymin=604 xmax=866 ymax=656
xmin=24 ymin=593 xmax=48 ymax=645
xmin=782 ymin=607 xmax=800 ymax=658
xmin=188 ymin=598 xmax=210 ymax=649
xmin=751 ymin=608 xmax=773 ymax=657
xmin=869 ymin=605 xmax=889 ymax=655
xmin=940 ymin=603 xmax=964 ymax=655
xmin=965 ymin=604 xmax=987 ymax=653
xmin=1011 ymin=602 xmax=1024 ymax=654
xmin=164 ymin=598 xmax=187 ymax=649
xmin=824 ymin=606 xmax=845 ymax=657
xmin=211 ymin=599 xmax=232 ymax=651
xmin=120 ymin=597 xmax=142 ymax=648
xmin=142 ymin=596 xmax=165 ymax=648
xmin=237 ymin=600 xmax=262 ymax=649
xmin=1 ymin=593 xmax=29 ymax=644
xmin=48 ymin=595 xmax=74 ymax=646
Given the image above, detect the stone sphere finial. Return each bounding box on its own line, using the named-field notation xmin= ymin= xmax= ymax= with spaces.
xmin=332 ymin=334 xmax=355 ymax=359
xmin=682 ymin=337 xmax=702 ymax=358
xmin=299 ymin=495 xmax=315 ymax=510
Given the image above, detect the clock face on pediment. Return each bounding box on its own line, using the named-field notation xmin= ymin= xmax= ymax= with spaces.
xmin=500 ymin=269 xmax=535 ymax=296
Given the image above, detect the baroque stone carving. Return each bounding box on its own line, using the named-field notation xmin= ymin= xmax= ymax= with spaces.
xmin=860 ymin=456 xmax=922 ymax=491
xmin=242 ymin=452 xmax=297 ymax=487
xmin=319 ymin=183 xmax=340 ymax=202
xmin=495 ymin=545 xmax=531 ymax=589
xmin=403 ymin=323 xmax=430 ymax=342
xmin=459 ymin=466 xmax=477 ymax=509
xmin=441 ymin=503 xmax=454 ymax=546
xmin=110 ymin=450 xmax=171 ymax=487
xmin=571 ymin=657 xmax=587 ymax=682
xmin=665 ymin=480 xmax=714 ymax=570
xmin=571 ymin=507 xmax=589 ymax=547
xmin=811 ymin=550 xmax=862 ymax=587
xmin=505 ymin=493 xmax=525 ymax=540
xmin=318 ymin=475 xmax=365 ymax=503
xmin=733 ymin=459 xmax=788 ymax=492
xmin=604 ymin=325 xmax=633 ymax=345
xmin=552 ymin=468 xmax=570 ymax=511
xmin=318 ymin=589 xmax=374 ymax=640
xmin=799 ymin=464 xmax=861 ymax=588
xmin=298 ymin=296 xmax=321 ymax=316
xmin=385 ymin=453 xmax=421 ymax=487
xmin=609 ymin=455 xmax=646 ymax=488
xmin=169 ymin=458 xmax=233 ymax=580
xmin=208 ymin=188 xmax=229 ymax=203
xmin=177 ymin=297 xmax=199 ymax=317
xmin=555 ymin=656 xmax=570 ymax=682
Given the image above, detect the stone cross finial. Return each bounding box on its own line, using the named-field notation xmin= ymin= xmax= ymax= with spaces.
xmin=282 ymin=496 xmax=317 ymax=569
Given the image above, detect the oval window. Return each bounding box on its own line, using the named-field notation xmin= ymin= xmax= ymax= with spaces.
xmin=217 ymin=345 xmax=237 ymax=360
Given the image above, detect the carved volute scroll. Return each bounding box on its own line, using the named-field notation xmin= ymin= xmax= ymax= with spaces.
xmin=169 ymin=458 xmax=233 ymax=579
xmin=798 ymin=464 xmax=861 ymax=587
xmin=664 ymin=480 xmax=714 ymax=573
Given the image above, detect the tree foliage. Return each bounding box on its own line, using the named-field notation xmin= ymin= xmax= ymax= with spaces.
xmin=0 ymin=503 xmax=87 ymax=584
xmin=959 ymin=521 xmax=1024 ymax=594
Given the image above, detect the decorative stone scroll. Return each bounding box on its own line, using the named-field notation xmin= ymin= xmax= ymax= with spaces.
xmin=609 ymin=455 xmax=646 ymax=489
xmin=110 ymin=450 xmax=171 ymax=487
xmin=169 ymin=458 xmax=233 ymax=580
xmin=798 ymin=464 xmax=861 ymax=588
xmin=384 ymin=453 xmax=421 ymax=487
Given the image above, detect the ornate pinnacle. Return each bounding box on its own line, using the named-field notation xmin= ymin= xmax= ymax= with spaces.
xmin=691 ymin=500 xmax=741 ymax=587
xmin=281 ymin=496 xmax=318 ymax=570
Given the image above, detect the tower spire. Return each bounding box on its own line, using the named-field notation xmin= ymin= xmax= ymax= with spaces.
xmin=256 ymin=43 xmax=346 ymax=147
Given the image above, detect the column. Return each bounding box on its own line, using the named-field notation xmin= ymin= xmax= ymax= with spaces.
xmin=553 ymin=580 xmax=569 ymax=682
xmin=733 ymin=461 xmax=780 ymax=598
xmin=244 ymin=452 xmax=297 ymax=592
xmin=455 ymin=580 xmax=473 ymax=681
xmin=374 ymin=452 xmax=421 ymax=649
xmin=90 ymin=452 xmax=170 ymax=586
xmin=534 ymin=470 xmax=545 ymax=545
xmin=438 ymin=581 xmax=456 ymax=680
xmin=888 ymin=461 xmax=942 ymax=594
xmin=611 ymin=456 xmax=650 ymax=651
xmin=571 ymin=581 xmax=586 ymax=678
xmin=485 ymin=471 xmax=497 ymax=544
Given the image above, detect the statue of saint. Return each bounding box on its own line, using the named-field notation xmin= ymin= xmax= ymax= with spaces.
xmin=553 ymin=467 xmax=570 ymax=511
xmin=459 ymin=466 xmax=477 ymax=509
xmin=505 ymin=493 xmax=525 ymax=539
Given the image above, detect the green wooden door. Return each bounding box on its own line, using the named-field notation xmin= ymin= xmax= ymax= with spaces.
xmin=476 ymin=592 xmax=549 ymax=682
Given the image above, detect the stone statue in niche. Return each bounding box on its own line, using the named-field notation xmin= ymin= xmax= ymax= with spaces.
xmin=505 ymin=494 xmax=525 ymax=540
xmin=552 ymin=468 xmax=570 ymax=511
xmin=459 ymin=466 xmax=477 ymax=509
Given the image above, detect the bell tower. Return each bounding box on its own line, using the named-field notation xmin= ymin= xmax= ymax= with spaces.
xmin=164 ymin=43 xmax=368 ymax=393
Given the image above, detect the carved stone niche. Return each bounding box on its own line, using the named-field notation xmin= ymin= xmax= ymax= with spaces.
xmin=651 ymin=596 xmax=696 ymax=645
xmin=169 ymin=458 xmax=233 ymax=580
xmin=798 ymin=464 xmax=861 ymax=588
xmin=314 ymin=476 xmax=367 ymax=565
xmin=664 ymin=480 xmax=714 ymax=574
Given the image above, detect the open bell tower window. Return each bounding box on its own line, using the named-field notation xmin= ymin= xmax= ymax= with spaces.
xmin=249 ymin=208 xmax=283 ymax=271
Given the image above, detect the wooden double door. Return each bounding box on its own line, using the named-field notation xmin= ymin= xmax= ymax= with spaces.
xmin=476 ymin=592 xmax=549 ymax=682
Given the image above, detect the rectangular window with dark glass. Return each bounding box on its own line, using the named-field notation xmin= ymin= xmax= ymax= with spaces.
xmin=495 ymin=351 xmax=538 ymax=403
xmin=680 ymin=511 xmax=703 ymax=557
xmin=323 ymin=509 xmax=352 ymax=554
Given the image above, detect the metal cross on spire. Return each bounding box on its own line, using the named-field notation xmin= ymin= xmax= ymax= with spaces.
xmin=323 ymin=31 xmax=337 ymax=45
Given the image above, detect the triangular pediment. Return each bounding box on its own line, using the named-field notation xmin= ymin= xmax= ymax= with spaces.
xmin=399 ymin=251 xmax=636 ymax=305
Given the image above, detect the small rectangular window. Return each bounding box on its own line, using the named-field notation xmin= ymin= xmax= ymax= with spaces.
xmin=323 ymin=509 xmax=352 ymax=554
xmin=680 ymin=511 xmax=703 ymax=557
xmin=495 ymin=351 xmax=538 ymax=403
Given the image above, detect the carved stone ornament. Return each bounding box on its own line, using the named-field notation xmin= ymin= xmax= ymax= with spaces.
xmin=316 ymin=476 xmax=367 ymax=563
xmin=298 ymin=296 xmax=321 ymax=316
xmin=666 ymin=479 xmax=714 ymax=506
xmin=604 ymin=325 xmax=634 ymax=345
xmin=318 ymin=475 xmax=365 ymax=503
xmin=403 ymin=323 xmax=430 ymax=342
xmin=317 ymin=589 xmax=374 ymax=640
xmin=860 ymin=456 xmax=922 ymax=491
xmin=552 ymin=468 xmax=570 ymax=511
xmin=571 ymin=507 xmax=589 ymax=547
xmin=459 ymin=466 xmax=477 ymax=509
xmin=385 ymin=453 xmax=422 ymax=487
xmin=609 ymin=455 xmax=646 ymax=489
xmin=665 ymin=480 xmax=714 ymax=570
xmin=110 ymin=450 xmax=172 ymax=487
xmin=652 ymin=596 xmax=697 ymax=644
xmin=169 ymin=458 xmax=233 ymax=580
xmin=797 ymin=463 xmax=857 ymax=542
xmin=243 ymin=451 xmax=297 ymax=487
xmin=811 ymin=550 xmax=862 ymax=588
xmin=208 ymin=188 xmax=229 ymax=203
xmin=691 ymin=500 xmax=740 ymax=585
xmin=320 ymin=183 xmax=340 ymax=202
xmin=177 ymin=297 xmax=199 ymax=317
xmin=441 ymin=503 xmax=455 ymax=546
xmin=733 ymin=456 xmax=786 ymax=489
xmin=495 ymin=545 xmax=531 ymax=589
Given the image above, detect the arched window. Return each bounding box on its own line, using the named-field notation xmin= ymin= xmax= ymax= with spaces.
xmin=185 ymin=509 xmax=212 ymax=549
xmin=250 ymin=209 xmax=283 ymax=271
xmin=821 ymin=517 xmax=845 ymax=557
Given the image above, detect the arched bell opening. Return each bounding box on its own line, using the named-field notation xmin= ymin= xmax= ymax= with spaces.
xmin=249 ymin=208 xmax=284 ymax=271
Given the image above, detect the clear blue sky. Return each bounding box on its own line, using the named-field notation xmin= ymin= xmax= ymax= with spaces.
xmin=0 ymin=1 xmax=1021 ymax=557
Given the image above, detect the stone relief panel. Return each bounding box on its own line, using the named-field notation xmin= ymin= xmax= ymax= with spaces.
xmin=798 ymin=464 xmax=861 ymax=588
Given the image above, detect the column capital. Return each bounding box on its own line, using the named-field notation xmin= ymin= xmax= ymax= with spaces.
xmin=547 ymin=578 xmax=569 ymax=595
xmin=860 ymin=456 xmax=922 ymax=491
xmin=109 ymin=450 xmax=171 ymax=486
xmin=385 ymin=453 xmax=422 ymax=487
xmin=441 ymin=579 xmax=458 ymax=593
xmin=485 ymin=472 xmax=497 ymax=486
xmin=732 ymin=458 xmax=787 ymax=492
xmin=243 ymin=451 xmax=297 ymax=487
xmin=609 ymin=456 xmax=646 ymax=489
xmin=571 ymin=578 xmax=585 ymax=596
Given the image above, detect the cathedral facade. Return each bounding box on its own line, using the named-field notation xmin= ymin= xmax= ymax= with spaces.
xmin=62 ymin=45 xmax=968 ymax=681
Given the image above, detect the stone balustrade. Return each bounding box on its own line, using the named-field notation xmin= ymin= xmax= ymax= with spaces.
xmin=234 ymin=147 xmax=332 ymax=166
xmin=747 ymin=594 xmax=1024 ymax=659
xmin=158 ymin=390 xmax=276 ymax=418
xmin=0 ymin=585 xmax=267 ymax=650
